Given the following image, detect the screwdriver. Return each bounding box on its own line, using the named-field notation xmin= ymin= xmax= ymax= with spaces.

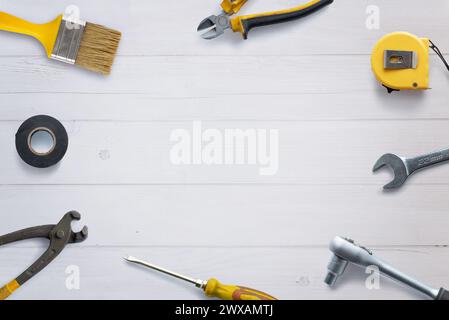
xmin=124 ymin=256 xmax=277 ymax=300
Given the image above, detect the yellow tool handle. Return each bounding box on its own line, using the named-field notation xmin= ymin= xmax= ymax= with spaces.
xmin=204 ymin=278 xmax=277 ymax=300
xmin=0 ymin=12 xmax=62 ymax=56
xmin=221 ymin=0 xmax=248 ymax=14
xmin=230 ymin=0 xmax=333 ymax=39
xmin=0 ymin=280 xmax=20 ymax=300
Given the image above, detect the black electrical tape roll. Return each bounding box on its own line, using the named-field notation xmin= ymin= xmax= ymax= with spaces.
xmin=15 ymin=115 xmax=68 ymax=168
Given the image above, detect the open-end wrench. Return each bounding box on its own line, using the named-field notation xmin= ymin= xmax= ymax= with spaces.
xmin=324 ymin=236 xmax=449 ymax=300
xmin=373 ymin=148 xmax=449 ymax=190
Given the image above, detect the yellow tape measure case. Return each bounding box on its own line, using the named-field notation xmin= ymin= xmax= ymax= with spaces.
xmin=371 ymin=32 xmax=430 ymax=93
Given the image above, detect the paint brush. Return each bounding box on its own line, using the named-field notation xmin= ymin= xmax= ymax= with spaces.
xmin=0 ymin=11 xmax=121 ymax=75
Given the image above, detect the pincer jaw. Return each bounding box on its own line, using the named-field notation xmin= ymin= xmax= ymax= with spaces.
xmin=372 ymin=154 xmax=409 ymax=190
xmin=67 ymin=211 xmax=88 ymax=243
xmin=68 ymin=211 xmax=81 ymax=221
xmin=70 ymin=226 xmax=88 ymax=243
xmin=197 ymin=14 xmax=230 ymax=39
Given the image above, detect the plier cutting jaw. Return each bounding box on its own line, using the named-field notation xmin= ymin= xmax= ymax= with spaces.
xmin=198 ymin=0 xmax=334 ymax=40
xmin=0 ymin=211 xmax=88 ymax=300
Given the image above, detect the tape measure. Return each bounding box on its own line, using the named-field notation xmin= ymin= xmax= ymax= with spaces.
xmin=371 ymin=32 xmax=449 ymax=93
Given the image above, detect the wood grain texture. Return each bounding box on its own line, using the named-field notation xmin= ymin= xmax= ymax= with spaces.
xmin=0 ymin=54 xmax=447 ymax=124
xmin=0 ymin=185 xmax=448 ymax=247
xmin=1 ymin=56 xmax=449 ymax=96
xmin=0 ymin=0 xmax=448 ymax=300
xmin=1 ymin=247 xmax=448 ymax=300
xmin=1 ymin=120 xmax=449 ymax=185
xmin=0 ymin=0 xmax=448 ymax=56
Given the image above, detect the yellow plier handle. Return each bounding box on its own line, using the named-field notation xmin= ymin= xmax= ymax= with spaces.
xmin=229 ymin=0 xmax=333 ymax=39
xmin=221 ymin=0 xmax=248 ymax=14
xmin=0 ymin=280 xmax=20 ymax=300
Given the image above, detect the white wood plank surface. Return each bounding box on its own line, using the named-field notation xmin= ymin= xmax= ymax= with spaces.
xmin=0 ymin=185 xmax=448 ymax=246
xmin=1 ymin=247 xmax=448 ymax=300
xmin=2 ymin=120 xmax=449 ymax=185
xmin=1 ymin=0 xmax=449 ymax=300
xmin=0 ymin=0 xmax=449 ymax=56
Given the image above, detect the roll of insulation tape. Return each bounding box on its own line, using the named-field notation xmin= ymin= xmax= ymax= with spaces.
xmin=15 ymin=115 xmax=68 ymax=168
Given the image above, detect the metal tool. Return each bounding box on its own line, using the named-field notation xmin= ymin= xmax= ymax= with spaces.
xmin=324 ymin=236 xmax=449 ymax=300
xmin=198 ymin=0 xmax=333 ymax=40
xmin=124 ymin=256 xmax=277 ymax=300
xmin=373 ymin=148 xmax=449 ymax=190
xmin=0 ymin=212 xmax=88 ymax=300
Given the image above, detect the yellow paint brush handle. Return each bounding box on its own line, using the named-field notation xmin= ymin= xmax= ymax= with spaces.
xmin=0 ymin=12 xmax=62 ymax=56
xmin=0 ymin=280 xmax=20 ymax=300
xmin=204 ymin=278 xmax=277 ymax=300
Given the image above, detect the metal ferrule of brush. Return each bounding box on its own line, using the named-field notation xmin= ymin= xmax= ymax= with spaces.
xmin=51 ymin=17 xmax=86 ymax=64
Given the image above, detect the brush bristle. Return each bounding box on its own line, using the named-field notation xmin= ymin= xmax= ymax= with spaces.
xmin=76 ymin=22 xmax=121 ymax=75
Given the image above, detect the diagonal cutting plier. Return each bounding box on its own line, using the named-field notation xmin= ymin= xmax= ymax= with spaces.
xmin=197 ymin=0 xmax=334 ymax=40
xmin=0 ymin=211 xmax=88 ymax=300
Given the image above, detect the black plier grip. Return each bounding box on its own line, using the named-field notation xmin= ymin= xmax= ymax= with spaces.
xmin=233 ymin=0 xmax=334 ymax=39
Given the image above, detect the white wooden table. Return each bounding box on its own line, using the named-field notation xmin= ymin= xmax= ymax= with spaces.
xmin=1 ymin=0 xmax=449 ymax=300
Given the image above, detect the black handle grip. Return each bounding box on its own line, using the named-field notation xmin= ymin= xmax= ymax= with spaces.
xmin=240 ymin=0 xmax=333 ymax=39
xmin=437 ymin=288 xmax=449 ymax=300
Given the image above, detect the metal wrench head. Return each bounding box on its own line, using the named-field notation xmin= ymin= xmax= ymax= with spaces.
xmin=197 ymin=13 xmax=231 ymax=39
xmin=373 ymin=153 xmax=409 ymax=190
xmin=325 ymin=236 xmax=441 ymax=299
xmin=324 ymin=254 xmax=349 ymax=286
xmin=325 ymin=237 xmax=374 ymax=286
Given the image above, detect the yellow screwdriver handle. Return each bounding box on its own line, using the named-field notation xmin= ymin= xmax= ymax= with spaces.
xmin=0 ymin=12 xmax=62 ymax=57
xmin=204 ymin=278 xmax=277 ymax=300
xmin=0 ymin=280 xmax=20 ymax=300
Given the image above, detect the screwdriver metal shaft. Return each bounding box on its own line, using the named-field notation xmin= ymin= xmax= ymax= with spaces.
xmin=124 ymin=256 xmax=206 ymax=288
